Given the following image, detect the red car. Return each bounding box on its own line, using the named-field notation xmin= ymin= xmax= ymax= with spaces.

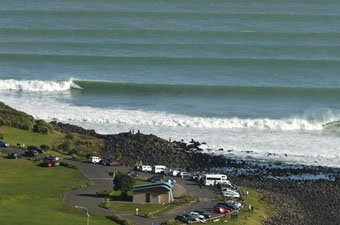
xmin=214 ymin=205 xmax=232 ymax=214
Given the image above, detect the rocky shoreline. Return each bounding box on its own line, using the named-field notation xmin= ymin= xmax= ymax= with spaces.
xmin=52 ymin=121 xmax=340 ymax=225
xmin=234 ymin=176 xmax=340 ymax=225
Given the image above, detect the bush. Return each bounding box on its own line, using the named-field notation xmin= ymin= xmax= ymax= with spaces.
xmin=173 ymin=195 xmax=198 ymax=205
xmin=39 ymin=144 xmax=50 ymax=151
xmin=106 ymin=214 xmax=135 ymax=225
xmin=33 ymin=120 xmax=54 ymax=134
xmin=60 ymin=162 xmax=78 ymax=170
xmin=99 ymin=199 xmax=111 ymax=209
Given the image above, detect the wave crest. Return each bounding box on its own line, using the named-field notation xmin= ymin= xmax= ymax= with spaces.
xmin=0 ymin=78 xmax=82 ymax=92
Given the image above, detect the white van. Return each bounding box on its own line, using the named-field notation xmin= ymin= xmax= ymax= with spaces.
xmin=141 ymin=165 xmax=152 ymax=172
xmin=202 ymin=174 xmax=228 ymax=186
xmin=153 ymin=165 xmax=166 ymax=174
xmin=88 ymin=156 xmax=101 ymax=164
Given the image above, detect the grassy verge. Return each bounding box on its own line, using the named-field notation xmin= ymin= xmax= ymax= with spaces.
xmin=0 ymin=154 xmax=117 ymax=225
xmin=207 ymin=188 xmax=276 ymax=225
xmin=110 ymin=202 xmax=171 ymax=217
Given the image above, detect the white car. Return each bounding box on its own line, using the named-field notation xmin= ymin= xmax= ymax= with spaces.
xmin=221 ymin=189 xmax=240 ymax=198
xmin=189 ymin=212 xmax=206 ymax=222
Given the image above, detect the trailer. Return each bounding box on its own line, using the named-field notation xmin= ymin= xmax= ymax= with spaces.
xmin=141 ymin=165 xmax=152 ymax=172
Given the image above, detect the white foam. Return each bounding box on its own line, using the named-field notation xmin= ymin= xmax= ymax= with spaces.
xmin=0 ymin=78 xmax=81 ymax=92
xmin=2 ymin=93 xmax=340 ymax=167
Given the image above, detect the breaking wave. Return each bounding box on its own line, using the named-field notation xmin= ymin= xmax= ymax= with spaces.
xmin=0 ymin=78 xmax=82 ymax=92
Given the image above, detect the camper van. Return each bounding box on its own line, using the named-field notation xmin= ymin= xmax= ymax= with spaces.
xmin=141 ymin=165 xmax=152 ymax=172
xmin=88 ymin=156 xmax=101 ymax=164
xmin=153 ymin=165 xmax=166 ymax=174
xmin=202 ymin=174 xmax=228 ymax=186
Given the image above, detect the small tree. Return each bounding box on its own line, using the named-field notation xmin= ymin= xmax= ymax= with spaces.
xmin=113 ymin=172 xmax=136 ymax=200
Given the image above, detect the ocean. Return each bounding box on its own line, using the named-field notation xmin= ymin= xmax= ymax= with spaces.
xmin=1 ymin=0 xmax=340 ymax=167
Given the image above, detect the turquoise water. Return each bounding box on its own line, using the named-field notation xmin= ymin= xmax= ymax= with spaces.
xmin=1 ymin=0 xmax=340 ymax=166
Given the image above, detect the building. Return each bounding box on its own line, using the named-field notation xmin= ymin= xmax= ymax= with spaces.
xmin=133 ymin=182 xmax=174 ymax=204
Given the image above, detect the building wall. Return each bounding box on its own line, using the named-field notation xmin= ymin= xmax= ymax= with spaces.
xmin=133 ymin=188 xmax=171 ymax=204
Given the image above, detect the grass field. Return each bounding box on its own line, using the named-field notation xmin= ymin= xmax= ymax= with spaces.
xmin=0 ymin=155 xmax=117 ymax=225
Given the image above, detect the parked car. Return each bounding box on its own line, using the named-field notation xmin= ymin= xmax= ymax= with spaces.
xmin=226 ymin=200 xmax=243 ymax=209
xmin=174 ymin=215 xmax=191 ymax=224
xmin=27 ymin=145 xmax=44 ymax=154
xmin=41 ymin=159 xmax=60 ymax=167
xmin=214 ymin=205 xmax=232 ymax=214
xmin=45 ymin=155 xmax=59 ymax=161
xmin=99 ymin=159 xmax=120 ymax=167
xmin=189 ymin=212 xmax=206 ymax=221
xmin=128 ymin=171 xmax=139 ymax=177
xmin=216 ymin=181 xmax=233 ymax=189
xmin=221 ymin=189 xmax=240 ymax=198
xmin=216 ymin=202 xmax=238 ymax=210
xmin=8 ymin=153 xmax=23 ymax=159
xmin=193 ymin=210 xmax=211 ymax=219
xmin=0 ymin=140 xmax=10 ymax=147
xmin=183 ymin=214 xmax=200 ymax=223
xmin=147 ymin=175 xmax=164 ymax=183
xmin=25 ymin=150 xmax=39 ymax=157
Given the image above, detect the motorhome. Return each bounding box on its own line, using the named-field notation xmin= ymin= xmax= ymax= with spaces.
xmin=141 ymin=165 xmax=152 ymax=172
xmin=88 ymin=156 xmax=101 ymax=164
xmin=202 ymin=174 xmax=228 ymax=186
xmin=153 ymin=165 xmax=166 ymax=174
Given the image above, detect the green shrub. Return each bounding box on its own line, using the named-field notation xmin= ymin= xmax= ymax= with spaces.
xmin=173 ymin=195 xmax=198 ymax=205
xmin=106 ymin=214 xmax=135 ymax=225
xmin=57 ymin=133 xmax=103 ymax=157
xmin=60 ymin=162 xmax=78 ymax=170
xmin=33 ymin=120 xmax=54 ymax=134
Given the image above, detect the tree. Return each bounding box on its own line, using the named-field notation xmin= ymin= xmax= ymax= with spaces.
xmin=113 ymin=172 xmax=136 ymax=199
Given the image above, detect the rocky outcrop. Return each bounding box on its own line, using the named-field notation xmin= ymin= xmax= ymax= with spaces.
xmin=101 ymin=132 xmax=227 ymax=170
xmin=51 ymin=122 xmax=226 ymax=170
xmin=51 ymin=121 xmax=97 ymax=136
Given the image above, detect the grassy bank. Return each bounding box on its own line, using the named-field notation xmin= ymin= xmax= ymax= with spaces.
xmin=0 ymin=126 xmax=64 ymax=148
xmin=0 ymin=155 xmax=117 ymax=225
xmin=207 ymin=188 xmax=276 ymax=225
xmin=0 ymin=125 xmax=104 ymax=157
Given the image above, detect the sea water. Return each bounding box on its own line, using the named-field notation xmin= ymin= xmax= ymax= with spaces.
xmin=1 ymin=0 xmax=340 ymax=167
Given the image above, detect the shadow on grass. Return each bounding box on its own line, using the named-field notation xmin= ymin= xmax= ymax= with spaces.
xmin=109 ymin=196 xmax=132 ymax=202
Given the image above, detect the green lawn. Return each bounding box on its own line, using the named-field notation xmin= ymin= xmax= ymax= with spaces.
xmin=207 ymin=188 xmax=276 ymax=225
xmin=0 ymin=155 xmax=117 ymax=225
xmin=110 ymin=202 xmax=170 ymax=217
